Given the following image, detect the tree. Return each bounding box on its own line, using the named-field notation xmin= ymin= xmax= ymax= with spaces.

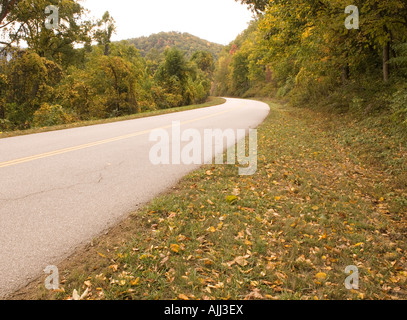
xmin=0 ymin=0 xmax=19 ymax=25
xmin=360 ymin=0 xmax=407 ymax=81
xmin=236 ymin=0 xmax=269 ymax=13
xmin=57 ymin=42 xmax=146 ymax=119
xmin=3 ymin=51 xmax=62 ymax=127
xmin=3 ymin=0 xmax=91 ymax=67
xmin=94 ymin=11 xmax=116 ymax=56
xmin=190 ymin=50 xmax=215 ymax=76
xmin=155 ymin=47 xmax=190 ymax=106
xmin=0 ymin=0 xmax=20 ymax=50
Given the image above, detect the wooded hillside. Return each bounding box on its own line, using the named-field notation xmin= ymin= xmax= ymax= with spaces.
xmin=127 ymin=31 xmax=224 ymax=59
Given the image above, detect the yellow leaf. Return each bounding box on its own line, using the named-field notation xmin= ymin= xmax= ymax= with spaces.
xmin=178 ymin=294 xmax=190 ymax=300
xmin=316 ymin=272 xmax=327 ymax=280
xmin=318 ymin=233 xmax=327 ymax=241
xmin=97 ymin=252 xmax=107 ymax=258
xmin=131 ymin=278 xmax=140 ymax=286
xmin=207 ymin=226 xmax=216 ymax=233
xmin=170 ymin=244 xmax=180 ymax=253
xmin=109 ymin=265 xmax=118 ymax=272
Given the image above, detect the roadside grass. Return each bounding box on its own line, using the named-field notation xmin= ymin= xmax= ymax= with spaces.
xmin=0 ymin=97 xmax=226 ymax=139
xmin=14 ymin=99 xmax=406 ymax=300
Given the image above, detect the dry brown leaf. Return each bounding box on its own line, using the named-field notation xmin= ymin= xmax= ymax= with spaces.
xmin=244 ymin=288 xmax=264 ymax=300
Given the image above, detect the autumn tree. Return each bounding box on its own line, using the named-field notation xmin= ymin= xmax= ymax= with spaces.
xmin=235 ymin=0 xmax=269 ymax=13
xmin=190 ymin=50 xmax=215 ymax=76
xmin=2 ymin=51 xmax=62 ymax=127
xmin=3 ymin=0 xmax=91 ymax=67
xmin=94 ymin=11 xmax=116 ymax=56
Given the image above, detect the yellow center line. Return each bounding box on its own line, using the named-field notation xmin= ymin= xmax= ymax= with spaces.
xmin=0 ymin=106 xmax=242 ymax=169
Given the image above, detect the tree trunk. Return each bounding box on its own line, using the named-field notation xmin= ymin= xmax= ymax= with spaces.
xmin=383 ymin=42 xmax=390 ymax=82
xmin=0 ymin=0 xmax=19 ymax=25
xmin=0 ymin=104 xmax=5 ymax=120
xmin=104 ymin=43 xmax=110 ymax=56
xmin=341 ymin=64 xmax=350 ymax=83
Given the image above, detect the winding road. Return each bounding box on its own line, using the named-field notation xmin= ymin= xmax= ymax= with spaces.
xmin=0 ymin=97 xmax=270 ymax=298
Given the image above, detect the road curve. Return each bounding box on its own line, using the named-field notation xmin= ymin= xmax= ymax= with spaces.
xmin=0 ymin=98 xmax=270 ymax=298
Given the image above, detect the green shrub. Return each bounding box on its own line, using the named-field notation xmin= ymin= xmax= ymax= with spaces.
xmin=33 ymin=103 xmax=75 ymax=127
xmin=390 ymin=87 xmax=407 ymax=127
xmin=5 ymin=102 xmax=31 ymax=129
xmin=0 ymin=118 xmax=11 ymax=131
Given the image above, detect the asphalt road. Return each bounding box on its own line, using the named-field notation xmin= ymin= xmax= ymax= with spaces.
xmin=0 ymin=98 xmax=270 ymax=298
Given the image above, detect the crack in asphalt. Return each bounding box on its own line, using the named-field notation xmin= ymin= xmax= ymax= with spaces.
xmin=0 ymin=174 xmax=105 ymax=202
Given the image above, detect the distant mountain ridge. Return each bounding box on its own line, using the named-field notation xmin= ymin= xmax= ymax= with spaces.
xmin=126 ymin=31 xmax=224 ymax=59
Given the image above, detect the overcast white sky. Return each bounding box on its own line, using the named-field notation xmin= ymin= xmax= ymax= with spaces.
xmin=80 ymin=0 xmax=254 ymax=45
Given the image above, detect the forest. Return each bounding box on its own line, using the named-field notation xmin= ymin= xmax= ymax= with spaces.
xmin=2 ymin=0 xmax=407 ymax=131
xmin=0 ymin=1 xmax=216 ymax=131
xmin=127 ymin=31 xmax=224 ymax=59
xmin=215 ymin=0 xmax=407 ymax=129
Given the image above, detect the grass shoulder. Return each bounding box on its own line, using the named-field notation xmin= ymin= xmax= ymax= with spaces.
xmin=0 ymin=97 xmax=226 ymax=140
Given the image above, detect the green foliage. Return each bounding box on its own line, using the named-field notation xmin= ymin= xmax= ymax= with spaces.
xmin=94 ymin=11 xmax=116 ymax=56
xmin=0 ymin=2 xmax=219 ymax=131
xmin=2 ymin=51 xmax=62 ymax=128
xmin=33 ymin=103 xmax=75 ymax=127
xmin=236 ymin=0 xmax=269 ymax=13
xmin=154 ymin=47 xmax=211 ymax=107
xmin=390 ymin=87 xmax=407 ymax=127
xmin=215 ymin=0 xmax=407 ymax=127
xmin=213 ymin=20 xmax=273 ymax=98
xmin=127 ymin=32 xmax=223 ymax=59
xmin=191 ymin=50 xmax=215 ymax=76
xmin=6 ymin=0 xmax=91 ymax=67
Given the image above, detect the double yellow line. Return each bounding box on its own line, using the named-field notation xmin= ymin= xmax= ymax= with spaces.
xmin=0 ymin=106 xmax=240 ymax=169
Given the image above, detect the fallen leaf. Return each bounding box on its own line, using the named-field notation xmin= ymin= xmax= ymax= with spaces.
xmin=109 ymin=264 xmax=119 ymax=272
xmin=170 ymin=244 xmax=180 ymax=253
xmin=131 ymin=278 xmax=140 ymax=286
xmin=226 ymin=195 xmax=238 ymax=204
xmin=244 ymin=289 xmax=264 ymax=300
xmin=97 ymin=252 xmax=107 ymax=258
xmin=227 ymin=255 xmax=249 ymax=267
xmin=160 ymin=256 xmax=170 ymax=265
xmin=316 ymin=272 xmax=328 ymax=280
xmin=71 ymin=288 xmax=89 ymax=301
